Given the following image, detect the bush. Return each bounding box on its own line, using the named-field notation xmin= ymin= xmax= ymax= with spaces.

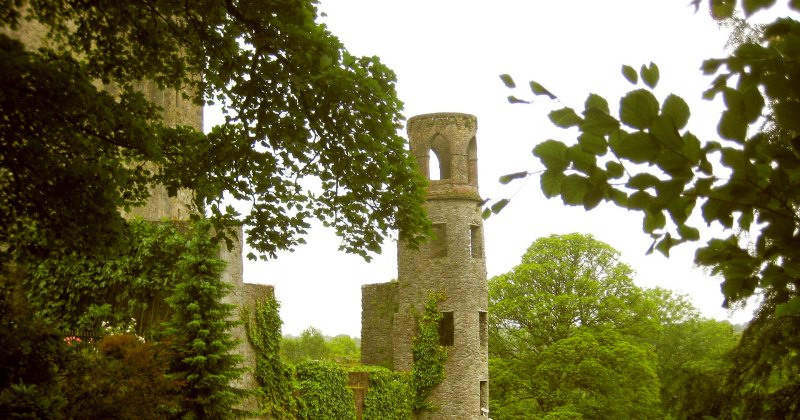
xmin=63 ymin=334 xmax=180 ymax=419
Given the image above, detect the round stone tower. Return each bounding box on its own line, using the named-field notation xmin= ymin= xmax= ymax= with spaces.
xmin=394 ymin=112 xmax=489 ymax=419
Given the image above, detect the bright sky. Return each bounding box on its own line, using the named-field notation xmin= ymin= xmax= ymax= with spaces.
xmin=229 ymin=0 xmax=767 ymax=337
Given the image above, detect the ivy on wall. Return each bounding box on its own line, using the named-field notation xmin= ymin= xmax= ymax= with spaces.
xmin=355 ymin=365 xmax=412 ymax=420
xmin=244 ymin=295 xmax=299 ymax=418
xmin=411 ymin=292 xmax=448 ymax=412
xmin=295 ymin=360 xmax=356 ymax=420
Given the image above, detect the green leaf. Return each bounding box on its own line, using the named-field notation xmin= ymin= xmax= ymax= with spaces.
xmin=742 ymin=87 xmax=765 ymax=123
xmin=500 ymin=74 xmax=516 ymax=88
xmin=541 ymin=170 xmax=565 ymax=198
xmin=530 ymin=81 xmax=557 ymax=99
xmin=644 ymin=210 xmax=666 ymax=233
xmin=776 ymin=296 xmax=800 ymax=317
xmin=578 ymin=132 xmax=608 ymax=155
xmin=561 ymin=175 xmax=588 ymax=206
xmin=507 ymin=95 xmax=530 ymax=104
xmin=533 ymin=140 xmax=570 ymax=171
xmin=481 ymin=208 xmax=492 ymax=219
xmin=774 ymin=100 xmax=800 ymax=132
xmin=622 ymin=65 xmax=638 ymax=84
xmin=789 ymin=0 xmax=800 ymax=12
xmin=567 ymin=145 xmax=597 ymax=175
xmin=549 ymin=107 xmax=582 ymax=128
xmin=640 ymin=62 xmax=660 ymax=89
xmin=609 ymin=131 xmax=659 ymax=163
xmin=583 ymin=187 xmax=604 ymax=210
xmin=723 ymin=88 xmax=745 ymax=115
xmin=661 ymin=94 xmax=690 ymax=129
xmin=742 ymin=0 xmax=776 ymax=16
xmin=585 ymin=94 xmax=610 ymax=114
xmin=655 ymin=233 xmax=674 ymax=257
xmin=718 ymin=111 xmax=747 ymax=142
xmin=499 ymin=171 xmax=529 ymax=184
xmin=627 ymin=173 xmax=660 ymax=190
xmin=605 ymin=161 xmax=624 ymax=179
xmin=609 ymin=189 xmax=628 ymax=207
xmin=678 ymin=224 xmax=700 ymax=241
xmin=628 ymin=191 xmax=654 ymax=210
xmin=491 ymin=199 xmax=509 ymax=214
xmin=580 ymin=108 xmax=619 ymax=136
xmin=620 ymin=89 xmax=660 ymax=129
xmin=701 ymin=59 xmax=725 ymax=75
xmin=710 ymin=0 xmax=735 ymax=19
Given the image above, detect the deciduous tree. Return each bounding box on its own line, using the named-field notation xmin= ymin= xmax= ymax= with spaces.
xmin=488 ymin=233 xmax=685 ymax=419
xmin=1 ymin=0 xmax=428 ymax=264
xmin=496 ymin=1 xmax=800 ymax=415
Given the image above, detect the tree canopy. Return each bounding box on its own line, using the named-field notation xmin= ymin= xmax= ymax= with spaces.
xmin=488 ymin=233 xmax=698 ymax=419
xmin=496 ymin=1 xmax=800 ymax=416
xmin=1 ymin=0 xmax=429 ymax=263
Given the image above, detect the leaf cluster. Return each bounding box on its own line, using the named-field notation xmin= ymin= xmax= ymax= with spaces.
xmin=294 ymin=360 xmax=356 ymax=420
xmin=498 ymin=1 xmax=800 ymax=416
xmin=2 ymin=0 xmax=429 ymax=264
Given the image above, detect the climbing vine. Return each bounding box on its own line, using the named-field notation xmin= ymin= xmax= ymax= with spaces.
xmin=411 ymin=291 xmax=448 ymax=412
xmin=356 ymin=365 xmax=413 ymax=420
xmin=244 ymin=295 xmax=299 ymax=418
xmin=295 ymin=360 xmax=356 ymax=420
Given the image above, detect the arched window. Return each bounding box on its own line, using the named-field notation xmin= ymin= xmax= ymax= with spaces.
xmin=430 ymin=134 xmax=451 ymax=181
xmin=468 ymin=136 xmax=478 ymax=186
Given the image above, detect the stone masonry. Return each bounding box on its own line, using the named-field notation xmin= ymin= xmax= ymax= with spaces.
xmin=361 ymin=113 xmax=490 ymax=419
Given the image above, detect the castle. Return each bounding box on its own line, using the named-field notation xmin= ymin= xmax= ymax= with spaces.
xmin=362 ymin=113 xmax=490 ymax=419
xmin=5 ymin=15 xmax=489 ymax=418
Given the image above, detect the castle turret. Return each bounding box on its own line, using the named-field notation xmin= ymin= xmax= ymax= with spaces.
xmin=397 ymin=112 xmax=489 ymax=419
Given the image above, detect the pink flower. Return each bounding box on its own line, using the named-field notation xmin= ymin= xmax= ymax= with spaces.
xmin=64 ymin=336 xmax=82 ymax=345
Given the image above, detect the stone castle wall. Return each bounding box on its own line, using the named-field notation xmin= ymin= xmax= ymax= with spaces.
xmin=360 ymin=281 xmax=400 ymax=368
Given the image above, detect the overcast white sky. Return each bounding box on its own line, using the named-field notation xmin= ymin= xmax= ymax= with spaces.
xmin=222 ymin=1 xmax=784 ymax=337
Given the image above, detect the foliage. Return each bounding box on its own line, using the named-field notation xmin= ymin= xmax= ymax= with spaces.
xmin=410 ymin=292 xmax=447 ymax=412
xmin=281 ymin=327 xmax=361 ymax=366
xmin=1 ymin=0 xmax=429 ymax=264
xmin=282 ymin=327 xmax=330 ymax=364
xmin=24 ymin=219 xmax=186 ymax=335
xmin=62 ymin=334 xmax=180 ymax=419
xmin=244 ymin=295 xmax=299 ymax=418
xmin=656 ymin=319 xmax=739 ymax=419
xmin=355 ymin=366 xmax=413 ymax=420
xmin=162 ymin=220 xmax=248 ymax=419
xmin=535 ymin=328 xmax=661 ymax=419
xmin=488 ymin=234 xmax=696 ymax=419
xmin=497 ymin=1 xmax=800 ymax=416
xmin=294 ymin=360 xmax=356 ymax=420
xmin=0 ymin=269 xmax=69 ymax=419
xmin=327 ymin=335 xmax=362 ymax=366
xmin=720 ymin=293 xmax=800 ymax=419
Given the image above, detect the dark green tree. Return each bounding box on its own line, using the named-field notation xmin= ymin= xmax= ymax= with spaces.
xmin=162 ymin=221 xmax=247 ymax=418
xmin=1 ymin=0 xmax=428 ymax=264
xmin=496 ymin=1 xmax=800 ymax=416
xmin=656 ymin=318 xmax=739 ymax=419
